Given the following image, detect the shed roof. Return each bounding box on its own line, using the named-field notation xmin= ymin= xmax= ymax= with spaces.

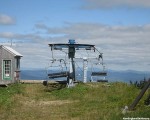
xmin=1 ymin=45 xmax=23 ymax=57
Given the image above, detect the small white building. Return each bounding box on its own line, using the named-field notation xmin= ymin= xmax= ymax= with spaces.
xmin=0 ymin=45 xmax=23 ymax=85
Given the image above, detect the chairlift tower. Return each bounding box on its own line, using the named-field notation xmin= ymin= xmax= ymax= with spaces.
xmin=48 ymin=40 xmax=107 ymax=87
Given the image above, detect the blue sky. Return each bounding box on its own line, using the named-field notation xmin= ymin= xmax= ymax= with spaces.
xmin=0 ymin=0 xmax=150 ymax=71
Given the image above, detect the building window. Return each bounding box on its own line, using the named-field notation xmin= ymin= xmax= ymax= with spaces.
xmin=16 ymin=58 xmax=20 ymax=70
xmin=3 ymin=60 xmax=11 ymax=80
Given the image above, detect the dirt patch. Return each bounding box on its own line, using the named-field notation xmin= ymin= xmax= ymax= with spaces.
xmin=22 ymin=99 xmax=77 ymax=106
xmin=38 ymin=100 xmax=75 ymax=106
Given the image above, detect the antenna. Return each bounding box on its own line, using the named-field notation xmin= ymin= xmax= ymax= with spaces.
xmin=10 ymin=39 xmax=13 ymax=47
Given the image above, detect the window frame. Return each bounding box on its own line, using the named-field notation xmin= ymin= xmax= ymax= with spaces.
xmin=2 ymin=59 xmax=12 ymax=80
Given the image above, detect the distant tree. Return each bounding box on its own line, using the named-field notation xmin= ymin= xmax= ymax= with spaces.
xmin=130 ymin=77 xmax=149 ymax=89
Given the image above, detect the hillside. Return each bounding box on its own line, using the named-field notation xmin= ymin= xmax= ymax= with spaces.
xmin=0 ymin=82 xmax=149 ymax=120
xmin=20 ymin=69 xmax=150 ymax=83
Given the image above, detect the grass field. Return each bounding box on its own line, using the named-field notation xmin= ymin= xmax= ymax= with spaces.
xmin=0 ymin=82 xmax=149 ymax=120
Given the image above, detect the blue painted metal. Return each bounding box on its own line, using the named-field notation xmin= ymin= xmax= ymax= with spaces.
xmin=68 ymin=39 xmax=75 ymax=44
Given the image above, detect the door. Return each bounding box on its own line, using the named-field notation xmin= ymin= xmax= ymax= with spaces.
xmin=3 ymin=60 xmax=11 ymax=80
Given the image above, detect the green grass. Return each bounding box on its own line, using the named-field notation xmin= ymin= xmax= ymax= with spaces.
xmin=0 ymin=84 xmax=24 ymax=108
xmin=0 ymin=82 xmax=149 ymax=120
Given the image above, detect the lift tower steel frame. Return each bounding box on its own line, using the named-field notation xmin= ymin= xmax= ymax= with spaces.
xmin=48 ymin=40 xmax=95 ymax=85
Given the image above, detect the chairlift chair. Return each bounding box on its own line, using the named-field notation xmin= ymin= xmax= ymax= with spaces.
xmin=47 ymin=59 xmax=69 ymax=80
xmin=91 ymin=62 xmax=107 ymax=82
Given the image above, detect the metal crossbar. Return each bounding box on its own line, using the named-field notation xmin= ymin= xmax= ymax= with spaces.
xmin=91 ymin=72 xmax=107 ymax=76
xmin=48 ymin=72 xmax=69 ymax=78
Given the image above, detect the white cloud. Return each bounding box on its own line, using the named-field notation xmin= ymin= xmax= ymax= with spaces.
xmin=1 ymin=22 xmax=150 ymax=71
xmin=0 ymin=32 xmax=15 ymax=38
xmin=15 ymin=43 xmax=51 ymax=70
xmin=34 ymin=22 xmax=150 ymax=71
xmin=0 ymin=14 xmax=15 ymax=25
xmin=82 ymin=0 xmax=150 ymax=9
xmin=0 ymin=32 xmax=49 ymax=43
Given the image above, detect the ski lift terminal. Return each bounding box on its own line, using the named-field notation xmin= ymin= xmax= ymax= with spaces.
xmin=47 ymin=40 xmax=107 ymax=87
